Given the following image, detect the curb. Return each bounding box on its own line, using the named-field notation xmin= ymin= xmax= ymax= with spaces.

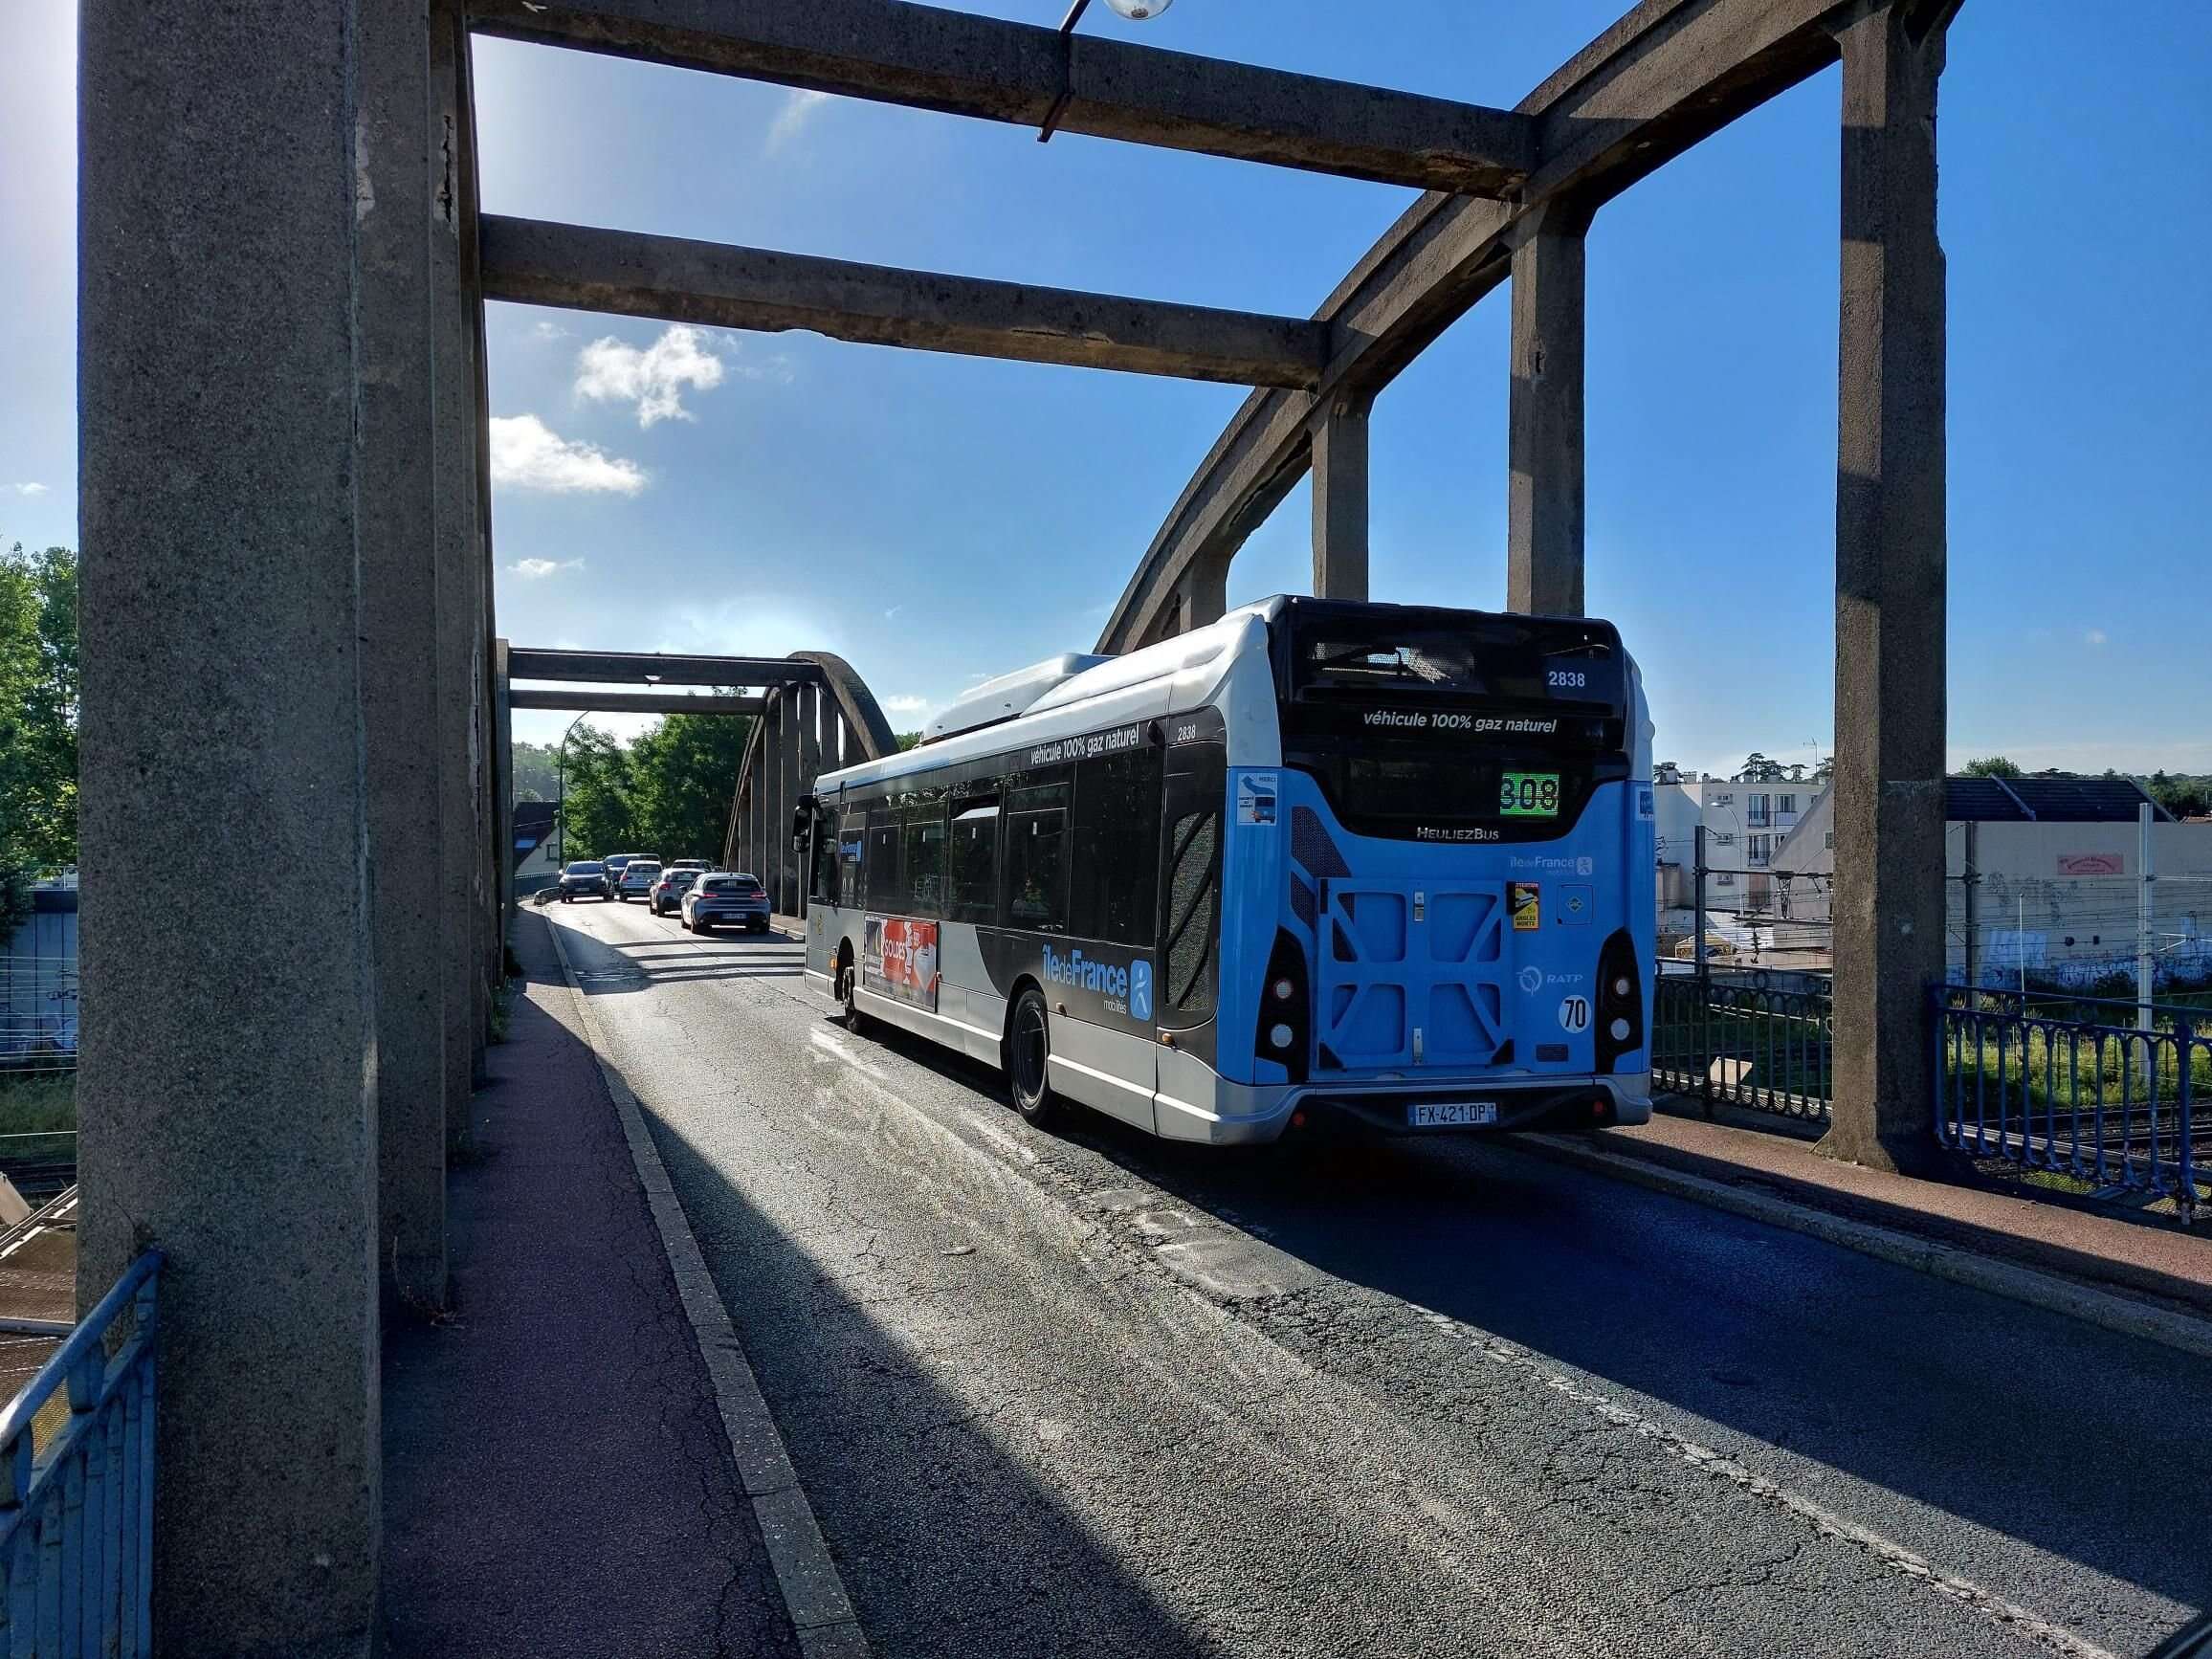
xmin=544 ymin=915 xmax=872 ymax=1659
xmin=1512 ymin=1132 xmax=2212 ymax=1362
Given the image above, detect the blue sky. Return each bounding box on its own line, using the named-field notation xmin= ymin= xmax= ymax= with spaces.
xmin=4 ymin=2 xmax=2206 ymax=773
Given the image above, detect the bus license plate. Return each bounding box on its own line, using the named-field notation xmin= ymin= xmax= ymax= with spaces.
xmin=1409 ymin=1101 xmax=1498 ymax=1129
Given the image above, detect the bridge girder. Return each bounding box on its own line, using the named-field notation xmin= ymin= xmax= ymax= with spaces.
xmin=467 ymin=0 xmax=1535 ymax=196
xmin=1096 ymin=0 xmax=1866 ymax=652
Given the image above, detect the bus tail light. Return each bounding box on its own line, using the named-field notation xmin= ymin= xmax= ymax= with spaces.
xmin=1256 ymin=929 xmax=1310 ymax=1084
xmin=1595 ymin=929 xmax=1642 ymax=1074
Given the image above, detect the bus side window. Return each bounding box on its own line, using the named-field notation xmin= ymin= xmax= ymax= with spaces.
xmin=947 ymin=791 xmax=1000 ymax=925
xmin=1070 ymin=747 xmax=1161 ymax=946
xmin=1159 ymin=746 xmax=1224 ymax=1021
xmin=901 ymin=796 xmax=947 ymax=919
xmin=864 ymin=808 xmax=897 ymax=912
xmin=1003 ymin=805 xmax=1068 ymax=933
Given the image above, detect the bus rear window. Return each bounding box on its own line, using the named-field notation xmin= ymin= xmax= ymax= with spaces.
xmin=1285 ymin=611 xmax=1622 ymax=707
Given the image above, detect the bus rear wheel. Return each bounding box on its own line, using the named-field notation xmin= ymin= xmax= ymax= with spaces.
xmin=839 ymin=958 xmax=868 ymax=1034
xmin=1006 ymin=988 xmax=1060 ymax=1127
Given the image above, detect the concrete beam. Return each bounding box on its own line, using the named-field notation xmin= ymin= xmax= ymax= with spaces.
xmin=1507 ymin=206 xmax=1587 ymax=616
xmin=1820 ymin=6 xmax=1951 ymax=1174
xmin=509 ymin=689 xmax=765 ymax=716
xmin=483 ymin=216 xmax=1330 ymax=390
xmin=508 ymin=648 xmax=822 ymax=686
xmin=1310 ymin=399 xmax=1370 ymax=601
xmin=77 ymin=0 xmax=382 ymax=1648
xmin=1098 ymin=0 xmax=1859 ymax=651
xmin=359 ymin=0 xmax=449 ymax=1312
xmin=467 ymin=0 xmax=1534 ymax=195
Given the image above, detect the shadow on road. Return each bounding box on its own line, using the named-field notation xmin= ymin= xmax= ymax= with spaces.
xmin=841 ymin=1012 xmax=2212 ymax=1626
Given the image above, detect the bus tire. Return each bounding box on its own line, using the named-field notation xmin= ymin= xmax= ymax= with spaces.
xmin=839 ymin=954 xmax=869 ymax=1034
xmin=1006 ymin=987 xmax=1060 ymax=1127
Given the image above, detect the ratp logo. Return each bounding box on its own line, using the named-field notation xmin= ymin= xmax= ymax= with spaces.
xmin=1129 ymin=961 xmax=1154 ymax=1022
xmin=1517 ymin=965 xmax=1543 ymax=995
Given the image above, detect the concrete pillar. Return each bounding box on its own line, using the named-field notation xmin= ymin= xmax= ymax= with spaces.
xmin=494 ymin=638 xmax=515 ymax=938
xmin=78 ymin=0 xmax=383 ymax=1648
xmin=1819 ymin=5 xmax=1951 ymax=1174
xmin=359 ymin=0 xmax=448 ymax=1312
xmin=777 ymin=689 xmax=803 ymax=913
xmin=1311 ymin=399 xmax=1371 ymax=601
xmin=1176 ymin=556 xmax=1228 ymax=635
xmin=1507 ymin=205 xmax=1589 ymax=617
xmin=796 ymin=685 xmax=825 ymax=917
xmin=430 ymin=10 xmax=485 ymax=1138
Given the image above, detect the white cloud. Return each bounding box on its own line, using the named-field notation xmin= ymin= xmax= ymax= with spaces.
xmin=2084 ymin=629 xmax=2109 ymax=647
xmin=508 ymin=556 xmax=585 ymax=579
xmin=488 ymin=415 xmax=646 ymax=496
xmin=883 ymin=605 xmax=903 ymax=620
xmin=8 ymin=483 xmax=47 ymax=498
xmin=530 ymin=320 xmax=572 ymax=342
xmin=575 ymin=324 xmax=725 ymax=427
xmin=883 ymin=695 xmax=930 ymax=715
xmin=767 ymin=89 xmax=831 ymax=153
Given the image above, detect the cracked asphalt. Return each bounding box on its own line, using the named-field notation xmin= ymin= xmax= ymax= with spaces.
xmin=543 ymin=900 xmax=2212 ymax=1659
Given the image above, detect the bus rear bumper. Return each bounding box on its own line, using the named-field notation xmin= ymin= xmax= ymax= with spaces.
xmin=1156 ymin=1071 xmax=1652 ymax=1145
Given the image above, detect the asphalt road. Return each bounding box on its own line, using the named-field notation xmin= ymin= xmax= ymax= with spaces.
xmin=542 ymin=898 xmax=2212 ymax=1659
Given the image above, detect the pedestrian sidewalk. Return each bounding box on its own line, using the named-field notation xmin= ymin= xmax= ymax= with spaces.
xmin=380 ymin=912 xmax=799 ymax=1659
xmin=1526 ymin=1106 xmax=2212 ymax=1327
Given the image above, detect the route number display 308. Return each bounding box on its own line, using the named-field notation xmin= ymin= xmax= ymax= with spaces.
xmin=1498 ymin=771 xmax=1561 ymax=817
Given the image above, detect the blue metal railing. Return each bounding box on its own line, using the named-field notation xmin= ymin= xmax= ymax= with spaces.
xmin=0 ymin=1250 xmax=162 ymax=1657
xmin=1934 ymin=986 xmax=2205 ymax=1223
xmin=1653 ymin=969 xmax=1834 ymax=1120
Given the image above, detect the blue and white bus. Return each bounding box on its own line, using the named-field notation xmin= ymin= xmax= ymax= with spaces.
xmin=800 ymin=597 xmax=1654 ymax=1143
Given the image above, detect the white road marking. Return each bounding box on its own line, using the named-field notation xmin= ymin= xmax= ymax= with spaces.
xmin=1420 ymin=1313 xmax=2115 ymax=1659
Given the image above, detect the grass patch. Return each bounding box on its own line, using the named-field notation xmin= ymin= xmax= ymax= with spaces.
xmin=0 ymin=1073 xmax=77 ymax=1139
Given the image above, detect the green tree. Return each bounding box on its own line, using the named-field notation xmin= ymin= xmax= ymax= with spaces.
xmin=0 ymin=545 xmax=78 ymax=937
xmin=1962 ymin=755 xmax=2023 ymax=779
xmin=1735 ymin=752 xmax=1784 ymax=783
xmin=555 ymin=724 xmax=636 ymax=859
xmin=511 ymin=740 xmax=562 ymax=803
xmin=629 ymin=710 xmax=754 ymax=862
xmin=896 ymin=731 xmax=925 ymax=752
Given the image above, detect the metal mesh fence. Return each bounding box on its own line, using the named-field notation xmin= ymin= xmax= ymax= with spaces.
xmin=0 ymin=955 xmax=77 ymax=1076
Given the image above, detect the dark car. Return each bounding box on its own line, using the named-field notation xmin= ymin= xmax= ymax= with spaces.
xmin=558 ymin=860 xmax=610 ymax=901
xmin=649 ymin=868 xmax=700 ymax=917
xmin=680 ymin=873 xmax=771 ymax=935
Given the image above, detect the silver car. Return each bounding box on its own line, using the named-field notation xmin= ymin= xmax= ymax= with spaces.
xmin=680 ymin=872 xmax=771 ymax=935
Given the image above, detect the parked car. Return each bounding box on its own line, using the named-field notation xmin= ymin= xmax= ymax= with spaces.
xmin=558 ymin=860 xmax=610 ymax=902
xmin=648 ymin=868 xmax=700 ymax=916
xmin=615 ymin=859 xmax=662 ymax=902
xmin=680 ymin=872 xmax=771 ymax=935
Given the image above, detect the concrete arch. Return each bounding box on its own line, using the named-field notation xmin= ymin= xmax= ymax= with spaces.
xmin=723 ymin=650 xmax=899 ymax=912
xmin=1096 ymin=0 xmax=1884 ymax=652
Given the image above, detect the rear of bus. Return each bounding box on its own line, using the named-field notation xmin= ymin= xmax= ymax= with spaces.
xmin=1201 ymin=598 xmax=1654 ymax=1141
